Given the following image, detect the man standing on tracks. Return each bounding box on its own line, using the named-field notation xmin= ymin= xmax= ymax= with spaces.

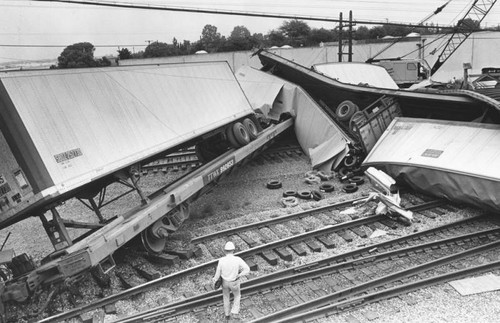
xmin=212 ymin=241 xmax=250 ymax=321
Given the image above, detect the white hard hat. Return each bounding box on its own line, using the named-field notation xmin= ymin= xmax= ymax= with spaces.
xmin=224 ymin=241 xmax=235 ymax=251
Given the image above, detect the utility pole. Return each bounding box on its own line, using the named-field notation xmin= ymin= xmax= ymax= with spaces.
xmin=338 ymin=11 xmax=354 ymax=62
xmin=348 ymin=10 xmax=353 ymax=62
xmin=338 ymin=12 xmax=343 ymax=62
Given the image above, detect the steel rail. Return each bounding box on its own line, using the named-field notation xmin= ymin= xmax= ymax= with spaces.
xmin=191 ymin=197 xmax=367 ymax=245
xmin=273 ymin=260 xmax=500 ymax=322
xmin=114 ymin=225 xmax=500 ymax=322
xmin=253 ymin=236 xmax=500 ymax=322
xmin=38 ymin=198 xmax=454 ymax=322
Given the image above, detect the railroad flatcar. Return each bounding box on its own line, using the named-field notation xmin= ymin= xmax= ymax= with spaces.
xmin=0 ymin=61 xmax=257 ymax=230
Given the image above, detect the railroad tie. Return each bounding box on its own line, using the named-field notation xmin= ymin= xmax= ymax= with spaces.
xmin=146 ymin=253 xmax=180 ymax=266
xmin=289 ymin=243 xmax=307 ymax=256
xmin=316 ymin=235 xmax=336 ymax=249
xmin=305 ymin=239 xmax=322 ymax=252
xmin=237 ymin=232 xmax=259 ymax=248
xmin=133 ymin=265 xmax=161 ymax=281
xmin=378 ymin=218 xmax=399 ymax=230
xmin=274 ymin=247 xmax=293 ymax=261
xmin=260 ymin=250 xmax=279 ymax=265
xmin=244 ymin=257 xmax=259 ymax=271
xmin=247 ymin=306 xmax=265 ymax=319
xmin=350 ymin=227 xmax=368 ymax=238
xmin=337 ymin=230 xmax=354 ymax=242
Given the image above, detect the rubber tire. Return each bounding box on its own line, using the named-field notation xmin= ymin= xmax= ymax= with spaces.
xmin=319 ymin=183 xmax=335 ymax=193
xmin=338 ymin=167 xmax=351 ymax=178
xmin=226 ymin=126 xmax=241 ymax=148
xmin=350 ymin=176 xmax=365 ymax=186
xmin=343 ymin=155 xmax=357 ymax=168
xmin=195 ymin=143 xmax=219 ymax=164
xmin=311 ymin=190 xmax=324 ymax=201
xmin=297 ymin=190 xmax=312 ymax=200
xmin=243 ymin=118 xmax=259 ymax=140
xmin=233 ymin=122 xmax=251 ymax=146
xmin=343 ymin=183 xmax=358 ymax=193
xmin=336 ymin=100 xmax=359 ymax=122
xmin=266 ymin=180 xmax=282 ymax=189
xmin=283 ymin=190 xmax=297 ymax=197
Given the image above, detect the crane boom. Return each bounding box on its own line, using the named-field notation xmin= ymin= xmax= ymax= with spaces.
xmin=430 ymin=0 xmax=497 ymax=75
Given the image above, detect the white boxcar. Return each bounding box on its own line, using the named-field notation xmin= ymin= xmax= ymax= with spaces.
xmin=0 ymin=62 xmax=254 ymax=228
xmin=362 ymin=117 xmax=500 ymax=212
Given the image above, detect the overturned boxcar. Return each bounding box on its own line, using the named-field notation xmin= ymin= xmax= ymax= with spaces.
xmin=0 ymin=62 xmax=256 ymax=229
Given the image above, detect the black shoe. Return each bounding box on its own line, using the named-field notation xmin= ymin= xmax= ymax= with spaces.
xmin=225 ymin=315 xmax=231 ymax=322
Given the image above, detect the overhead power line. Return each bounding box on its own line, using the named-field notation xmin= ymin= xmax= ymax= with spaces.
xmin=34 ymin=0 xmax=457 ymax=30
xmin=0 ymin=44 xmax=147 ymax=48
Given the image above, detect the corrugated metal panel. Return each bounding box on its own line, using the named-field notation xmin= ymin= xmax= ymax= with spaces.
xmin=363 ymin=117 xmax=500 ymax=211
xmin=0 ymin=62 xmax=253 ymax=195
xmin=313 ymin=62 xmax=399 ymax=89
xmin=236 ymin=66 xmax=350 ymax=170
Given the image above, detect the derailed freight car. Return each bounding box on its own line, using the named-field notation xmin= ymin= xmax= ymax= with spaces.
xmin=0 ymin=61 xmax=279 ymax=308
xmin=0 ymin=62 xmax=256 ymax=229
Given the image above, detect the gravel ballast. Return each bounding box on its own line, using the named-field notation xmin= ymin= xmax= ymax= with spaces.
xmin=2 ymin=144 xmax=500 ymax=323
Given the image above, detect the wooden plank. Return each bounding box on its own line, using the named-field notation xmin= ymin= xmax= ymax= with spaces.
xmin=146 ymin=254 xmax=180 ymax=266
xmin=133 ymin=265 xmax=161 ymax=281
xmin=274 ymin=247 xmax=293 ymax=261
xmin=316 ymin=236 xmax=336 ymax=249
xmin=289 ymin=243 xmax=307 ymax=256
xmin=260 ymin=251 xmax=278 ymax=265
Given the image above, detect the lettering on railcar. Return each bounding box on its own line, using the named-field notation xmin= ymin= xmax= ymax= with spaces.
xmin=54 ymin=148 xmax=83 ymax=163
xmin=203 ymin=157 xmax=235 ymax=185
xmin=266 ymin=130 xmax=278 ymax=141
xmin=421 ymin=149 xmax=443 ymax=158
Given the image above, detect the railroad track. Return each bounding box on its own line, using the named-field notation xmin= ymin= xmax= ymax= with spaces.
xmin=141 ymin=139 xmax=304 ymax=175
xmin=38 ymin=196 xmax=460 ymax=322
xmin=111 ymin=214 xmax=500 ymax=322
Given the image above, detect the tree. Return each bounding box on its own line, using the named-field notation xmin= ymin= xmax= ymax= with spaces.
xmin=144 ymin=41 xmax=173 ymax=58
xmin=279 ymin=19 xmax=311 ymax=46
xmin=266 ymin=30 xmax=287 ymax=47
xmin=308 ymin=28 xmax=335 ymax=45
xmin=353 ymin=26 xmax=370 ymax=40
xmin=97 ymin=56 xmax=111 ymax=67
xmin=456 ymin=18 xmax=481 ymax=31
xmin=201 ymin=24 xmax=222 ymax=52
xmin=251 ymin=33 xmax=265 ymax=49
xmin=57 ymin=42 xmax=98 ymax=68
xmin=226 ymin=25 xmax=253 ymax=51
xmin=368 ymin=26 xmax=386 ymax=39
xmin=117 ymin=48 xmax=132 ymax=60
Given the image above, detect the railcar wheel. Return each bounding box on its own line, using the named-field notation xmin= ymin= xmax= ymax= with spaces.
xmin=195 ymin=144 xmax=210 ymax=164
xmin=336 ymin=100 xmax=359 ymax=122
xmin=226 ymin=125 xmax=241 ymax=148
xmin=243 ymin=118 xmax=259 ymax=140
xmin=140 ymin=227 xmax=166 ymax=254
xmin=232 ymin=122 xmax=251 ymax=146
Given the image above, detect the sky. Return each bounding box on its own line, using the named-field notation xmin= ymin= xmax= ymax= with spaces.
xmin=2 ymin=0 xmax=500 ymax=64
